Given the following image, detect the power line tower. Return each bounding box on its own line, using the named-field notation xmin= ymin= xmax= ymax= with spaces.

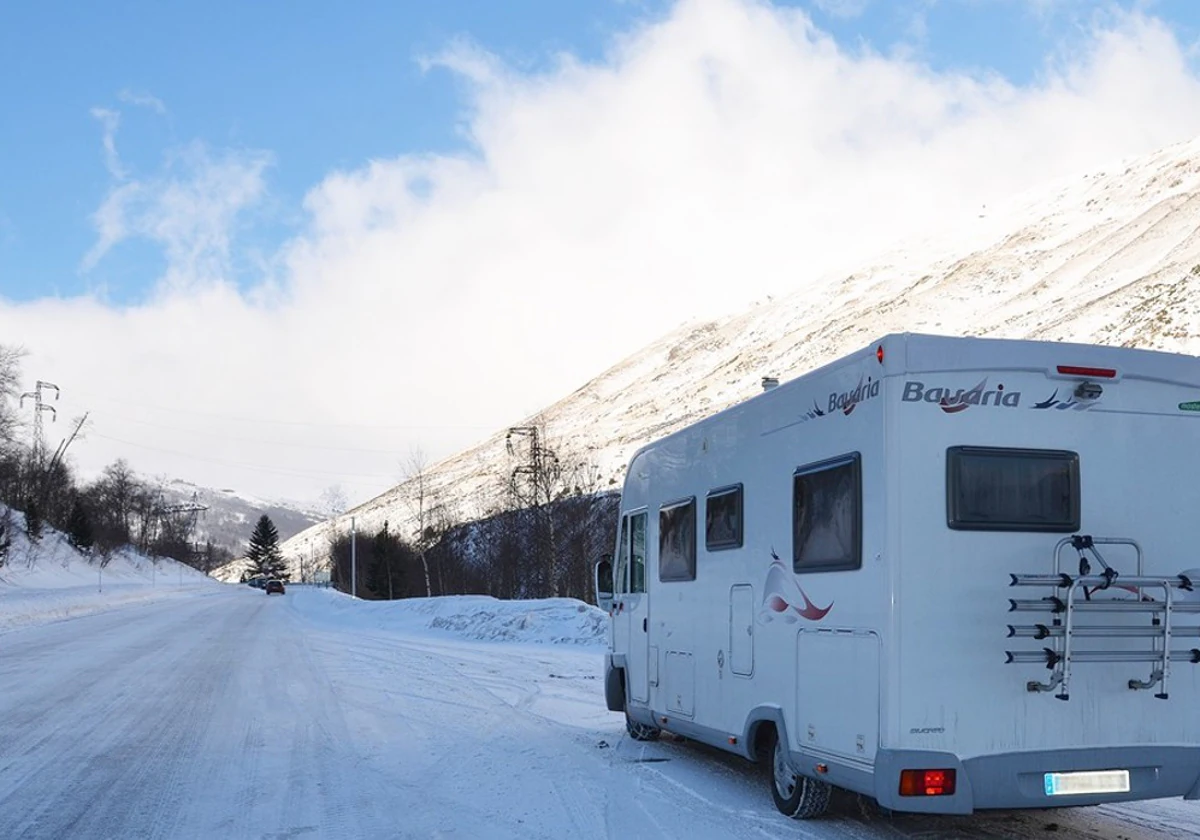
xmin=506 ymin=424 xmax=563 ymax=596
xmin=152 ymin=491 xmax=209 ymax=564
xmin=505 ymin=425 xmax=561 ymax=505
xmin=19 ymin=380 xmax=59 ymax=464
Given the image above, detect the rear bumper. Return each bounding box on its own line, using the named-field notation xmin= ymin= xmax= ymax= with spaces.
xmin=872 ymin=745 xmax=1200 ymax=814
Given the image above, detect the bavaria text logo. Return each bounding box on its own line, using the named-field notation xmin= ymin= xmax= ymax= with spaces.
xmin=902 ymin=378 xmax=1021 ymax=413
xmin=829 ymin=377 xmax=881 ymax=415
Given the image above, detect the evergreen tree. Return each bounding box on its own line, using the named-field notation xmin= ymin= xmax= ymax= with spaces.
xmin=245 ymin=514 xmax=284 ymax=578
xmin=367 ymin=523 xmax=408 ymax=600
xmin=24 ymin=499 xmax=43 ymax=544
xmin=66 ymin=496 xmax=94 ymax=555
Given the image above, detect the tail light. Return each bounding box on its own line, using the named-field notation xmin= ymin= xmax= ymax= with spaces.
xmin=899 ymin=768 xmax=957 ymax=797
xmin=1056 ymin=365 xmax=1117 ymax=379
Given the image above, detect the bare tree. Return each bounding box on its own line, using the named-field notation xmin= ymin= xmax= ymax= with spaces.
xmin=0 ymin=345 xmax=25 ymax=448
xmin=402 ymin=449 xmax=439 ymax=597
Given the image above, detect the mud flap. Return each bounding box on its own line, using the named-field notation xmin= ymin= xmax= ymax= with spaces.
xmin=605 ymin=659 xmax=625 ymax=712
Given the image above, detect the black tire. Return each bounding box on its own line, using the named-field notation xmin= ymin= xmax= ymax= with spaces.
xmin=625 ymin=712 xmax=661 ymax=742
xmin=768 ymin=728 xmax=831 ymax=819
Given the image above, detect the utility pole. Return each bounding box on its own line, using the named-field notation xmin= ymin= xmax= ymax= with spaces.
xmin=152 ymin=492 xmax=208 ymax=573
xmin=19 ymin=380 xmax=59 ymax=465
xmin=507 ymin=424 xmax=562 ymax=596
xmin=350 ymin=515 xmax=357 ymax=598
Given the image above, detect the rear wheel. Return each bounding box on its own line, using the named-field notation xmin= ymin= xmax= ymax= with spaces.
xmin=769 ymin=728 xmax=831 ymax=819
xmin=625 ymin=712 xmax=661 ymax=742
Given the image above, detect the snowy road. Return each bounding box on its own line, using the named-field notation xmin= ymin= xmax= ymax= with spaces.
xmin=1 ymin=587 xmax=1197 ymax=839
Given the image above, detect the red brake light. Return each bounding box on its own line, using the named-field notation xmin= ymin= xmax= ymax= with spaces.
xmin=1057 ymin=365 xmax=1116 ymax=379
xmin=876 ymin=345 xmax=885 ymax=364
xmin=899 ymin=768 xmax=957 ymax=797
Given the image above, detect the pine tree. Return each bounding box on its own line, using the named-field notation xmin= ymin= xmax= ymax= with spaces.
xmin=367 ymin=523 xmax=407 ymax=600
xmin=66 ymin=497 xmax=95 ymax=555
xmin=245 ymin=514 xmax=284 ymax=579
xmin=24 ymin=499 xmax=43 ymax=544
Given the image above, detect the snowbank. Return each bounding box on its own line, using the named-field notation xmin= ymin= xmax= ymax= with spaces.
xmin=0 ymin=504 xmax=220 ymax=632
xmin=290 ymin=586 xmax=608 ymax=647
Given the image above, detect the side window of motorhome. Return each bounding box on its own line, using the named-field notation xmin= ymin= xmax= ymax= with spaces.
xmin=614 ymin=515 xmax=631 ymax=593
xmin=705 ymin=484 xmax=743 ymax=551
xmin=630 ymin=512 xmax=647 ymax=593
xmin=946 ymin=446 xmax=1080 ymax=532
xmin=659 ymin=498 xmax=697 ymax=582
xmin=793 ymin=453 xmax=862 ymax=573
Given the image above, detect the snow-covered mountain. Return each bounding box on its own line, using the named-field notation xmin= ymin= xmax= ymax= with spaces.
xmin=156 ymin=480 xmax=323 ymax=554
xmin=281 ymin=136 xmax=1200 ymax=561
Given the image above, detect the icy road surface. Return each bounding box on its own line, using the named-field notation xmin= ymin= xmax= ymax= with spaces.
xmin=1 ymin=587 xmax=1197 ymax=839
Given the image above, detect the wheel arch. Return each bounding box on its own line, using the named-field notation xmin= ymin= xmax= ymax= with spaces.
xmin=743 ymin=705 xmax=788 ymax=763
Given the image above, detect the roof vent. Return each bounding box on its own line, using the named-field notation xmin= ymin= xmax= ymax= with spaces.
xmin=761 ymin=376 xmax=779 ymax=392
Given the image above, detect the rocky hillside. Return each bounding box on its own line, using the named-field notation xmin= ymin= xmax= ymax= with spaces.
xmin=280 ymin=136 xmax=1200 ymax=565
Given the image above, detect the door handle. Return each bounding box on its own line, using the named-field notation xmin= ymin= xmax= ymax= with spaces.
xmin=643 ymin=617 xmax=647 ymax=632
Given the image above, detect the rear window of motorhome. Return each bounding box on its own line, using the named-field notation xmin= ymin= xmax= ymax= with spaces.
xmin=793 ymin=454 xmax=862 ymax=573
xmin=946 ymin=447 xmax=1080 ymax=532
xmin=705 ymin=485 xmax=743 ymax=551
xmin=659 ymin=498 xmax=697 ymax=581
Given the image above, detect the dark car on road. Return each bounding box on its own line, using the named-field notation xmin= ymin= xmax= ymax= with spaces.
xmin=265 ymin=579 xmax=285 ymax=595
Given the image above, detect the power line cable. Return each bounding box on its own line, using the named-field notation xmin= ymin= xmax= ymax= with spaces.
xmin=93 ymin=413 xmax=410 ymax=455
xmin=87 ymin=431 xmax=399 ymax=484
xmin=70 ymin=388 xmax=496 ymax=432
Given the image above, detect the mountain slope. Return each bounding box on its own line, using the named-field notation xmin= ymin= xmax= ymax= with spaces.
xmin=281 ymin=136 xmax=1200 ymax=561
xmin=157 ymin=480 xmax=323 ymax=554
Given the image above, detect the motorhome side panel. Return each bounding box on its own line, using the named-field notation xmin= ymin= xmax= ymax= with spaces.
xmin=888 ymin=346 xmax=1200 ymax=811
xmin=615 ymin=348 xmax=892 ymax=780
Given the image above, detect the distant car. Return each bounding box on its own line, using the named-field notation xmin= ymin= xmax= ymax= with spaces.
xmin=247 ymin=577 xmax=267 ymax=589
xmin=265 ymin=579 xmax=285 ymax=595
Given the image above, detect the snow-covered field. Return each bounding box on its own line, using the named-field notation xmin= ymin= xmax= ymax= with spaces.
xmin=2 ymin=573 xmax=1198 ymax=839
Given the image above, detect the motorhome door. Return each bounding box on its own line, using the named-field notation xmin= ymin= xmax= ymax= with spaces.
xmin=614 ymin=510 xmax=650 ymax=704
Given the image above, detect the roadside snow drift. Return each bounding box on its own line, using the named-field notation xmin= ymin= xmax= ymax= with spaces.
xmin=290 ymin=586 xmax=608 ymax=646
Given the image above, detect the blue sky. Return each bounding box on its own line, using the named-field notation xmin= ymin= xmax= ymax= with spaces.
xmin=3 ymin=0 xmax=1200 ymax=505
xmin=3 ymin=0 xmax=1197 ymax=305
xmin=1 ymin=0 xmax=672 ymax=301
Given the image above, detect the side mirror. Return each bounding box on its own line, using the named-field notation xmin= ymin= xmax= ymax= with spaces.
xmin=594 ymin=554 xmax=614 ymax=613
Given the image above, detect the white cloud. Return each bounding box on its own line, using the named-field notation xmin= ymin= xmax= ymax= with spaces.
xmin=811 ymin=0 xmax=871 ymax=19
xmin=89 ymin=107 xmax=126 ymax=181
xmin=118 ymin=89 xmax=167 ymax=115
xmin=5 ymin=0 xmax=1200 ymax=506
xmin=81 ymin=140 xmax=272 ymax=281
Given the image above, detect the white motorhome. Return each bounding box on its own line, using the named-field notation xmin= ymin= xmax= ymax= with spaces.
xmin=597 ymin=333 xmax=1200 ymax=819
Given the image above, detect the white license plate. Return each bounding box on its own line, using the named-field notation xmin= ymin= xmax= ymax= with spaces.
xmin=1044 ymin=769 xmax=1130 ymax=796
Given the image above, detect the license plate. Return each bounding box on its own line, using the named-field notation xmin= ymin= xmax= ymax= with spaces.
xmin=1044 ymin=770 xmax=1130 ymax=796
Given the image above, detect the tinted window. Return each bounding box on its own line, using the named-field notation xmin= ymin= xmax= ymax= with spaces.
xmin=705 ymin=485 xmax=743 ymax=551
xmin=793 ymin=454 xmax=862 ymax=573
xmin=947 ymin=447 xmax=1079 ymax=532
xmin=659 ymin=498 xmax=697 ymax=582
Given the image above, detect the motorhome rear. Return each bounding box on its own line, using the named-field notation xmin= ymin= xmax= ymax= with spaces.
xmin=597 ymin=333 xmax=1200 ymax=819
